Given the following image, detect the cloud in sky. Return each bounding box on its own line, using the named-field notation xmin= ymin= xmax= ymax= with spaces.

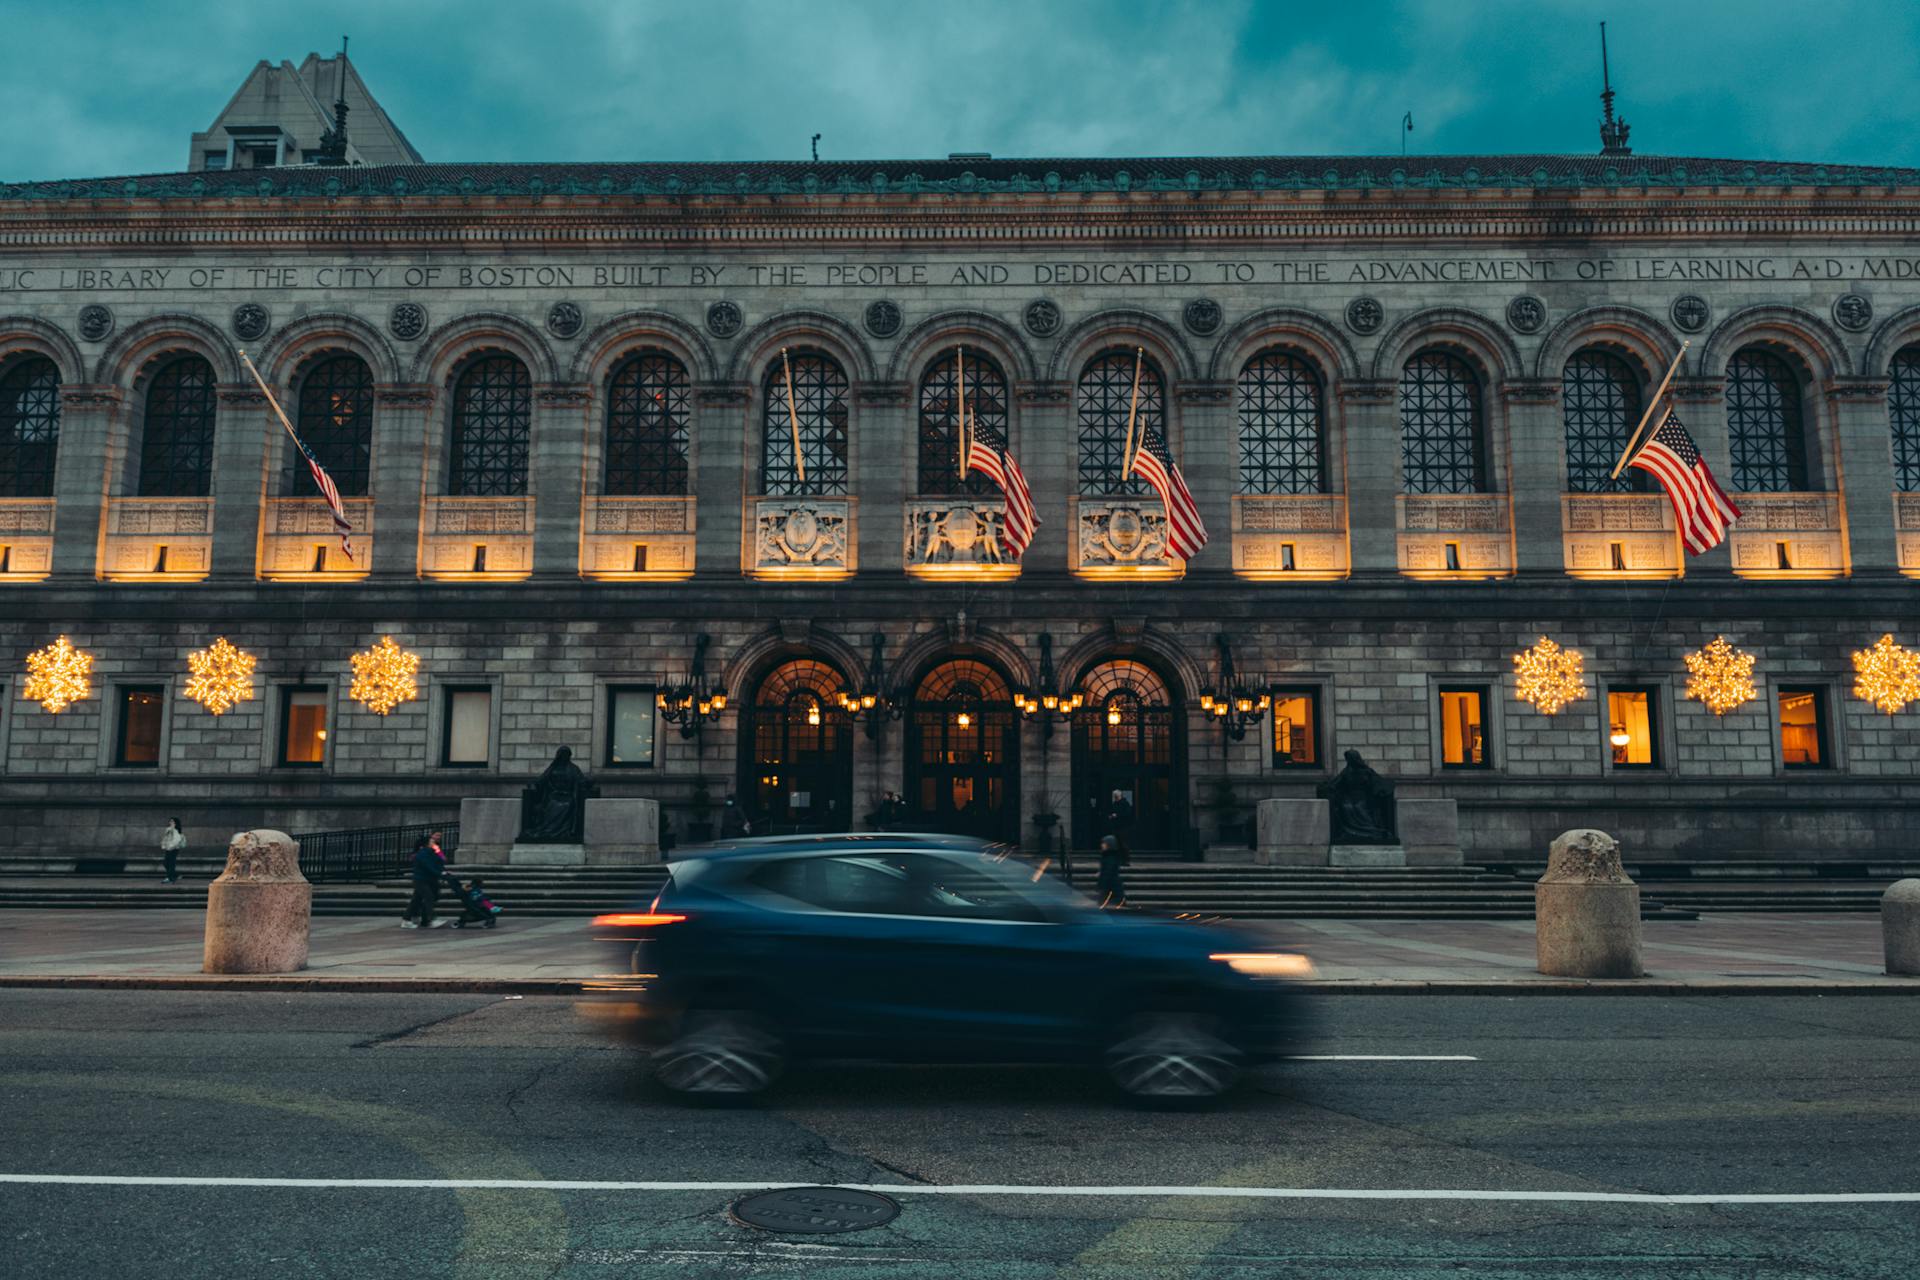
xmin=3 ymin=0 xmax=1915 ymax=181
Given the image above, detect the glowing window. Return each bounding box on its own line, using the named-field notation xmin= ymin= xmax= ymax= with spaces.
xmin=280 ymin=687 xmax=329 ymax=766
xmin=1777 ymin=686 xmax=1829 ymax=768
xmin=1438 ymin=686 xmax=1488 ymax=768
xmin=1270 ymin=687 xmax=1320 ymax=768
xmin=1606 ymin=687 xmax=1659 ymax=768
xmin=115 ymin=686 xmax=164 ymax=767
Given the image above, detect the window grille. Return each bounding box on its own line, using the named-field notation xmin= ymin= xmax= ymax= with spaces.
xmin=1399 ymin=352 xmax=1486 ymax=494
xmin=136 ymin=356 xmax=217 ymax=497
xmin=1562 ymin=351 xmax=1649 ymax=493
xmin=1725 ymin=349 xmax=1809 ymax=492
xmin=761 ymin=350 xmax=849 ymax=496
xmin=287 ymin=354 xmax=372 ymax=497
xmin=917 ymin=351 xmax=1008 ymax=497
xmin=1235 ymin=350 xmax=1325 ymax=494
xmin=1077 ymin=350 xmax=1164 ymax=497
xmin=447 ymin=354 xmax=532 ymax=496
xmin=1890 ymin=348 xmax=1920 ymax=491
xmin=604 ymin=349 xmax=691 ymax=495
xmin=0 ymin=356 xmax=60 ymax=498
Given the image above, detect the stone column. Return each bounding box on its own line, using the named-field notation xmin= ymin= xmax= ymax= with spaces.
xmin=1826 ymin=377 xmax=1899 ymax=576
xmin=694 ymin=384 xmax=750 ymax=578
xmin=1884 ymin=880 xmax=1920 ymax=976
xmin=1015 ymin=382 xmax=1074 ymax=576
xmin=1501 ymin=379 xmax=1565 ymax=578
xmin=855 ymin=383 xmax=910 ymax=574
xmin=531 ymin=385 xmax=593 ymax=578
xmin=1535 ymin=828 xmax=1643 ymax=978
xmin=48 ymin=385 xmax=125 ymax=580
xmin=370 ymin=385 xmax=436 ymax=579
xmin=203 ymin=829 xmax=312 ymax=974
xmin=1173 ymin=381 xmax=1234 ymax=574
xmin=1668 ymin=378 xmax=1732 ymax=576
xmin=1335 ymin=379 xmax=1401 ymax=577
xmin=209 ymin=385 xmax=271 ymax=579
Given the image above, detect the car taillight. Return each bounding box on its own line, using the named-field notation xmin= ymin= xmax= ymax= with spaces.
xmin=592 ymin=912 xmax=688 ymax=928
xmin=1210 ymin=952 xmax=1315 ymax=979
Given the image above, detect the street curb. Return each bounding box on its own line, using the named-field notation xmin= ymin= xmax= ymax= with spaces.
xmin=0 ymin=975 xmax=1914 ymax=996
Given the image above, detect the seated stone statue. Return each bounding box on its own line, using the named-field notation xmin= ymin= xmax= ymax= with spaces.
xmin=1317 ymin=748 xmax=1397 ymax=845
xmin=518 ymin=746 xmax=597 ymax=843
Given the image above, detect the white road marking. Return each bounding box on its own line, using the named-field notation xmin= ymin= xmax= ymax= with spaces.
xmin=1286 ymin=1054 xmax=1479 ymax=1061
xmin=1 ymin=1174 xmax=1913 ymax=1205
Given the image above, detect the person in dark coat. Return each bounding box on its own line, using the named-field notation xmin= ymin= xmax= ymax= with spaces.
xmin=719 ymin=796 xmax=752 ymax=839
xmin=1095 ymin=834 xmax=1130 ymax=909
xmin=402 ymin=831 xmax=448 ymax=929
xmin=1103 ymin=789 xmax=1135 ymax=842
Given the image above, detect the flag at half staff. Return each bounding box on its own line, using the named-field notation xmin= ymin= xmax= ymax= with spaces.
xmin=1126 ymin=422 xmax=1209 ymax=560
xmin=238 ymin=350 xmax=354 ymax=561
xmin=965 ymin=407 xmax=1039 ymax=558
xmin=1626 ymin=408 xmax=1741 ymax=555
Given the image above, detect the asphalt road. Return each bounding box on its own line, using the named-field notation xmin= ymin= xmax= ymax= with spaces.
xmin=1 ymin=991 xmax=1915 ymax=1279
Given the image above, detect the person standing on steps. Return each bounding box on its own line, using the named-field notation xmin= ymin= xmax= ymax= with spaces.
xmin=402 ymin=831 xmax=449 ymax=929
xmin=1095 ymin=833 xmax=1130 ymax=909
xmin=159 ymin=818 xmax=185 ymax=884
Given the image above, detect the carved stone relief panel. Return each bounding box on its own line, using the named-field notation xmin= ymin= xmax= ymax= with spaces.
xmin=904 ymin=500 xmax=1018 ymax=575
xmin=748 ymin=498 xmax=854 ymax=575
xmin=580 ymin=496 xmax=697 ymax=577
xmin=1396 ymin=494 xmax=1513 ymax=576
xmin=1727 ymin=492 xmax=1845 ymax=576
xmin=1230 ymin=495 xmax=1349 ymax=578
xmin=1073 ymin=499 xmax=1182 ymax=574
xmin=1560 ymin=495 xmax=1679 ymax=576
xmin=259 ymin=498 xmax=374 ymax=576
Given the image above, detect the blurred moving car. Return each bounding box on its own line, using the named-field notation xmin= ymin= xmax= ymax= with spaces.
xmin=591 ymin=835 xmax=1313 ymax=1102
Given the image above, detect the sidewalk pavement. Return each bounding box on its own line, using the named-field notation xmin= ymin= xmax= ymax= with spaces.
xmin=0 ymin=909 xmax=1910 ymax=994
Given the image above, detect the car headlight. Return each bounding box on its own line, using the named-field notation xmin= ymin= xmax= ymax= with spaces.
xmin=1210 ymin=951 xmax=1316 ymax=979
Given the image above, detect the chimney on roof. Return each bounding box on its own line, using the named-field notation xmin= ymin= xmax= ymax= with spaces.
xmin=313 ymin=36 xmax=352 ymax=166
xmin=1597 ymin=22 xmax=1632 ymax=157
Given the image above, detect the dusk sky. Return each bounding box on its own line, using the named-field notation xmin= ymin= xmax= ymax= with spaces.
xmin=3 ymin=0 xmax=1914 ymax=182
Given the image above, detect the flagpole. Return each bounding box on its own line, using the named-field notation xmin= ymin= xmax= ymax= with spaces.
xmin=955 ymin=345 xmax=968 ymax=480
xmin=237 ymin=349 xmax=303 ymax=450
xmin=1120 ymin=346 xmax=1144 ymax=478
xmin=1609 ymin=339 xmax=1690 ymax=479
xmin=780 ymin=347 xmax=806 ymax=486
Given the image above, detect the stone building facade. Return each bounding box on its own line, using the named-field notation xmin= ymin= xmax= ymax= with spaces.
xmin=2 ymin=154 xmax=1918 ymax=864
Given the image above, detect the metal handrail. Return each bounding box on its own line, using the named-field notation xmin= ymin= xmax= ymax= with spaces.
xmin=293 ymin=821 xmax=460 ymax=884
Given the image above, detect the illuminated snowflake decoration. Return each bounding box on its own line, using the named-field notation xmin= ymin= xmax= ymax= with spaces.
xmin=23 ymin=635 xmax=94 ymax=714
xmin=1512 ymin=635 xmax=1587 ymax=716
xmin=1851 ymin=633 xmax=1920 ymax=715
xmin=1683 ymin=635 xmax=1758 ymax=716
xmin=183 ymin=636 xmax=257 ymax=716
xmin=349 ymin=636 xmax=421 ymax=716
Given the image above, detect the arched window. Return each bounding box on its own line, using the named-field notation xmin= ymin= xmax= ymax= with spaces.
xmin=1725 ymin=349 xmax=1809 ymax=492
xmin=0 ymin=356 xmax=60 ymax=498
xmin=137 ymin=355 xmax=217 ymax=497
xmin=1235 ymin=349 xmax=1325 ymax=494
xmin=288 ymin=354 xmax=373 ymax=497
xmin=604 ymin=349 xmax=691 ymax=495
xmin=1889 ymin=347 xmax=1920 ymax=492
xmin=447 ymin=354 xmax=532 ymax=496
xmin=1561 ymin=351 xmax=1647 ymax=493
xmin=761 ymin=350 xmax=849 ymax=496
xmin=1077 ymin=349 xmax=1165 ymax=497
xmin=1399 ymin=351 xmax=1486 ymax=494
xmin=917 ymin=350 xmax=1008 ymax=496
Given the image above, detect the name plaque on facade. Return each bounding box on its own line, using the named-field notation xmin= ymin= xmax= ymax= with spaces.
xmin=101 ymin=497 xmax=213 ymax=580
xmin=1560 ymin=494 xmax=1679 ymax=578
xmin=1896 ymin=494 xmax=1920 ymax=578
xmin=1727 ymin=492 xmax=1844 ymax=578
xmin=420 ymin=496 xmax=534 ymax=578
xmin=904 ymin=499 xmax=1020 ymax=579
xmin=1072 ymin=499 xmax=1183 ymax=578
xmin=1396 ymin=494 xmax=1513 ymax=578
xmin=259 ymin=497 xmax=373 ymax=579
xmin=747 ymin=497 xmax=855 ymax=578
xmin=1230 ymin=495 xmax=1349 ymax=579
xmin=580 ymin=496 xmax=696 ymax=579
xmin=0 ymin=498 xmax=55 ymax=581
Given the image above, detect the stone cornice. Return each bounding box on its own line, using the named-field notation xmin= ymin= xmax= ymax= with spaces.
xmin=1335 ymin=378 xmax=1399 ymax=405
xmin=58 ymin=383 xmax=124 ymax=408
xmin=1500 ymin=379 xmax=1561 ymax=405
xmin=1824 ymin=376 xmax=1892 ymax=401
xmin=374 ymin=384 xmax=437 ymax=408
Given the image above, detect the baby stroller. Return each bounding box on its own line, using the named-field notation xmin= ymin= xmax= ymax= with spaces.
xmin=446 ymin=876 xmax=503 ymax=929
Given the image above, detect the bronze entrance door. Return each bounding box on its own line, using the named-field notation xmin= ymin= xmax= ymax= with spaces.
xmin=740 ymin=658 xmax=854 ymax=832
xmin=1070 ymin=659 xmax=1184 ymax=855
xmin=904 ymin=659 xmax=1019 ymax=842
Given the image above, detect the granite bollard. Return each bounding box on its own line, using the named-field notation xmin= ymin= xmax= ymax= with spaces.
xmin=1535 ymin=828 xmax=1642 ymax=979
xmin=203 ymin=829 xmax=311 ymax=974
xmin=1884 ymin=879 xmax=1920 ymax=976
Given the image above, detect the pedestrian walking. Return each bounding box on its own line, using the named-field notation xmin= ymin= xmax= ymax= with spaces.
xmin=1095 ymin=833 xmax=1130 ymax=909
xmin=402 ymin=830 xmax=449 ymax=929
xmin=159 ymin=818 xmax=186 ymax=883
xmin=719 ymin=795 xmax=752 ymax=839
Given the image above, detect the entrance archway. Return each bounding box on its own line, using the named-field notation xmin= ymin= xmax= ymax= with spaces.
xmin=739 ymin=657 xmax=854 ymax=832
xmin=1071 ymin=658 xmax=1186 ymax=855
xmin=904 ymin=658 xmax=1019 ymax=841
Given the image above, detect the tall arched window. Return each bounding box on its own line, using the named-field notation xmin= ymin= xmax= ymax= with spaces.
xmin=604 ymin=349 xmax=691 ymax=495
xmin=1399 ymin=351 xmax=1486 ymax=494
xmin=1725 ymin=349 xmax=1809 ymax=492
xmin=288 ymin=354 xmax=373 ymax=497
xmin=1562 ymin=350 xmax=1647 ymax=493
xmin=0 ymin=355 xmax=60 ymax=498
xmin=917 ymin=350 xmax=1008 ymax=496
xmin=447 ymin=354 xmax=532 ymax=496
xmin=1235 ymin=349 xmax=1325 ymax=494
xmin=1077 ymin=349 xmax=1164 ymax=496
xmin=137 ymin=355 xmax=217 ymax=497
xmin=761 ymin=350 xmax=849 ymax=496
xmin=1889 ymin=347 xmax=1920 ymax=492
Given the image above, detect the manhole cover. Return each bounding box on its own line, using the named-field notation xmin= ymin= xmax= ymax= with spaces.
xmin=730 ymin=1186 xmax=900 ymax=1234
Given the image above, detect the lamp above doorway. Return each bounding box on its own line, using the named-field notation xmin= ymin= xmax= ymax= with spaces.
xmin=657 ymin=633 xmax=728 ymax=738
xmin=1203 ymin=634 xmax=1272 ymax=741
xmin=835 ymin=633 xmax=904 ymax=739
xmin=1014 ymin=634 xmax=1084 ymax=736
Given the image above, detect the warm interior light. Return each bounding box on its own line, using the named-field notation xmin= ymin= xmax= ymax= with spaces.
xmin=1199 ymin=692 xmax=1215 ymax=711
xmin=712 ymin=692 xmax=727 ymax=711
xmin=1235 ymin=697 xmax=1253 ymax=714
xmin=1610 ymin=724 xmax=1631 ymax=747
xmin=1210 ymin=952 xmax=1316 ymax=979
xmin=316 ymin=729 xmax=328 ymax=741
xmin=807 ymin=702 xmax=822 ymax=727
xmin=1106 ymin=705 xmax=1122 ymax=726
xmin=592 ymin=912 xmax=688 ymax=928
xmin=697 ymin=700 xmax=711 ymax=716
xmin=956 ymin=710 xmax=972 ymax=728
xmin=1042 ymin=693 xmax=1059 ymax=710
xmin=861 ymin=692 xmax=877 ymax=710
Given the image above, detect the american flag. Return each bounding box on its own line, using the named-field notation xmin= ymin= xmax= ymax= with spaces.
xmin=1126 ymin=424 xmax=1209 ymax=560
xmin=296 ymin=436 xmax=355 ymax=561
xmin=1627 ymin=409 xmax=1741 ymax=555
xmin=965 ymin=410 xmax=1038 ymax=558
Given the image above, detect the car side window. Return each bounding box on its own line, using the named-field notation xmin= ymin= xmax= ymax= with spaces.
xmin=747 ymin=853 xmax=1046 ymax=923
xmin=748 ymin=856 xmax=911 ymax=915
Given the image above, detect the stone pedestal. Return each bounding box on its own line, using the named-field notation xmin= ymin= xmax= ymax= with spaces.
xmin=1397 ymin=798 xmax=1462 ymax=866
xmin=1255 ymin=799 xmax=1329 ymax=866
xmin=1535 ymin=828 xmax=1643 ymax=979
xmin=1884 ymin=879 xmax=1920 ymax=976
xmin=584 ymin=798 xmax=662 ymax=865
xmin=1330 ymin=844 xmax=1406 ymax=868
xmin=203 ymin=829 xmax=311 ymax=974
xmin=457 ymin=797 xmax=522 ymax=864
xmin=508 ymin=843 xmax=585 ymax=867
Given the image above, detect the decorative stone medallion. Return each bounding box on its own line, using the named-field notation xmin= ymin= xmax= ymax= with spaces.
xmin=77 ymin=304 xmax=114 ymax=342
xmin=1670 ymin=294 xmax=1710 ymax=334
xmin=1833 ymin=293 xmax=1873 ymax=332
xmin=546 ymin=301 xmax=584 ymax=339
xmin=705 ymin=300 xmax=743 ymax=339
xmin=1344 ymin=297 xmax=1384 ymax=335
xmin=231 ymin=303 xmax=271 ymax=342
xmin=1182 ymin=298 xmax=1223 ymax=336
xmin=1023 ymin=298 xmax=1063 ymax=338
xmin=1506 ymin=295 xmax=1546 ymax=334
xmin=863 ymin=299 xmax=903 ymax=339
xmin=388 ymin=302 xmax=428 ymax=341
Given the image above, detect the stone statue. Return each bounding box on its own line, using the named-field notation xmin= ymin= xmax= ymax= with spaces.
xmin=1317 ymin=749 xmax=1397 ymax=845
xmin=518 ymin=746 xmax=597 ymax=843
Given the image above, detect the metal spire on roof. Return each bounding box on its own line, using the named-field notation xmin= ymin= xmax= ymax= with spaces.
xmin=1598 ymin=22 xmax=1632 ymax=156
xmin=314 ymin=36 xmax=352 ymax=166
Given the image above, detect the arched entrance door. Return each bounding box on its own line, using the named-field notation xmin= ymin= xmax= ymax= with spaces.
xmin=904 ymin=658 xmax=1019 ymax=841
xmin=1071 ymin=658 xmax=1185 ymax=855
xmin=739 ymin=658 xmax=854 ymax=833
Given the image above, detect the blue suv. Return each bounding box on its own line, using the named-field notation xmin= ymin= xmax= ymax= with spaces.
xmin=592 ymin=835 xmax=1313 ymax=1102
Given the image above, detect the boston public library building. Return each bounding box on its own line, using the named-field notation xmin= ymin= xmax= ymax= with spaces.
xmin=2 ymin=53 xmax=1919 ymax=870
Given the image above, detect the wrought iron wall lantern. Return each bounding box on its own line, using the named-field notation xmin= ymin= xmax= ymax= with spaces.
xmin=656 ymin=633 xmax=728 ymax=738
xmin=1203 ymin=634 xmax=1272 ymax=740
xmin=1014 ymin=633 xmax=1086 ymax=737
xmin=835 ymin=633 xmax=904 ymax=739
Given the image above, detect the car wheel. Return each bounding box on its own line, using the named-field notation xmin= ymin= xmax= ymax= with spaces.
xmin=651 ymin=1010 xmax=785 ymax=1098
xmin=1104 ymin=1013 xmax=1243 ymax=1101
